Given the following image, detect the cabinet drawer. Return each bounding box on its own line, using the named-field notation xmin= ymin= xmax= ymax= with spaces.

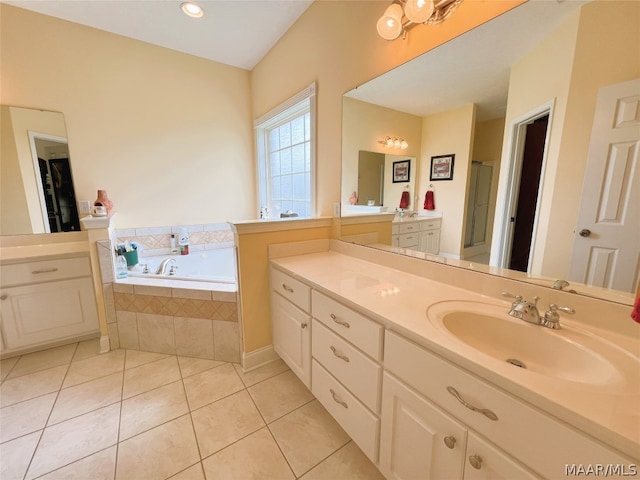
xmin=312 ymin=319 xmax=381 ymax=412
xmin=398 ymin=222 xmax=421 ymax=234
xmin=397 ymin=234 xmax=419 ymax=248
xmin=1 ymin=256 xmax=92 ymax=287
xmin=312 ymin=290 xmax=383 ymax=360
xmin=271 ymin=267 xmax=310 ymax=312
xmin=312 ymin=360 xmax=379 ymax=463
xmin=384 ymin=331 xmax=633 ymax=478
xmin=422 ymin=219 xmax=442 ymax=231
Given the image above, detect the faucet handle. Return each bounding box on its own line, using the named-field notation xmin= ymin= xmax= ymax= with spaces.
xmin=543 ymin=304 xmax=575 ymax=329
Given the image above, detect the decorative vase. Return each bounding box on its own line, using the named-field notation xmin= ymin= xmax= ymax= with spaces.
xmin=94 ymin=189 xmax=113 ymax=215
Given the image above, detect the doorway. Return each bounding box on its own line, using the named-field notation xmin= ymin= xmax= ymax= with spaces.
xmin=508 ymin=114 xmax=549 ymax=272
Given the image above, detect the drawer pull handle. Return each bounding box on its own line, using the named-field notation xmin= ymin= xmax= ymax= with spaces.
xmin=443 ymin=436 xmax=456 ymax=449
xmin=301 ymin=322 xmax=308 ymax=329
xmin=32 ymin=268 xmax=59 ymax=274
xmin=330 ymin=346 xmax=350 ymax=363
xmin=329 ymin=388 xmax=348 ymax=409
xmin=330 ymin=313 xmax=350 ymax=328
xmin=446 ymin=386 xmax=498 ymax=421
xmin=0 ymin=294 xmax=7 ymax=300
xmin=468 ymin=455 xmax=482 ymax=470
xmin=281 ymin=283 xmax=294 ymax=293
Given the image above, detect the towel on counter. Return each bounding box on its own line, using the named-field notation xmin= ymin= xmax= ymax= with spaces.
xmin=424 ymin=190 xmax=435 ymax=210
xmin=399 ymin=191 xmax=410 ymax=209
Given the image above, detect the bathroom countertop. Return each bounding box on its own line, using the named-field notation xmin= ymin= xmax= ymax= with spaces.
xmin=271 ymin=250 xmax=640 ymax=460
xmin=392 ymin=210 xmax=443 ymax=222
xmin=0 ymin=241 xmax=90 ymax=263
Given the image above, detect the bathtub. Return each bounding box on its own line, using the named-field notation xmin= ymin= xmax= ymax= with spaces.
xmin=128 ymin=248 xmax=237 ymax=284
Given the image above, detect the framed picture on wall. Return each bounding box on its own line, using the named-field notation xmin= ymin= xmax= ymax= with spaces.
xmin=430 ymin=154 xmax=455 ymax=181
xmin=392 ymin=160 xmax=411 ymax=183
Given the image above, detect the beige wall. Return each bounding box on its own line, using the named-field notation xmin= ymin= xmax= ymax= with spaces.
xmin=342 ymin=97 xmax=422 ymax=209
xmin=419 ymin=104 xmax=476 ymax=257
xmin=1 ymin=4 xmax=255 ymax=229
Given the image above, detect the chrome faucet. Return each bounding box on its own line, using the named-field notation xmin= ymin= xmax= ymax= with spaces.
xmin=155 ymin=258 xmax=176 ymax=275
xmin=552 ymin=279 xmax=577 ymax=293
xmin=502 ymin=292 xmax=575 ymax=329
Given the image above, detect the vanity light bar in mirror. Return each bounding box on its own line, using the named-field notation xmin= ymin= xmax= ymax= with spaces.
xmin=379 ymin=136 xmax=409 ymax=149
xmin=377 ymin=0 xmax=463 ymax=41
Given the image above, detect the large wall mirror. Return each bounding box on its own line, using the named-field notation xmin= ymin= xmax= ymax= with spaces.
xmin=1 ymin=105 xmax=81 ymax=236
xmin=341 ymin=0 xmax=639 ymax=305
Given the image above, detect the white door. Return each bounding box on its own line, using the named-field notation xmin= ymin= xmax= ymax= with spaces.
xmin=463 ymin=432 xmax=539 ymax=480
xmin=569 ymin=78 xmax=640 ymax=293
xmin=271 ymin=293 xmax=311 ymax=387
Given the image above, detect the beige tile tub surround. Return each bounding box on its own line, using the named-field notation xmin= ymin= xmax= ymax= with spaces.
xmin=0 ymin=340 xmax=383 ymax=480
xmin=112 ymin=283 xmax=240 ymax=362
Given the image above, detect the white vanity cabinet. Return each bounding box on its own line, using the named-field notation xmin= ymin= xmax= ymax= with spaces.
xmin=270 ymin=268 xmax=312 ymax=387
xmin=392 ymin=218 xmax=441 ymax=254
xmin=0 ymin=255 xmax=99 ymax=355
xmin=310 ymin=290 xmax=383 ymax=462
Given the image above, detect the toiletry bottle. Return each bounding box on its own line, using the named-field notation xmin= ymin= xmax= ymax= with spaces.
xmin=179 ymin=228 xmax=189 ymax=255
xmin=116 ymin=255 xmax=128 ymax=278
xmin=170 ymin=234 xmax=179 ymax=255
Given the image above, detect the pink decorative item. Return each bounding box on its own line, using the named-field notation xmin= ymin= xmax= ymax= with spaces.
xmin=349 ymin=191 xmax=358 ymax=205
xmin=94 ymin=189 xmax=113 ymax=215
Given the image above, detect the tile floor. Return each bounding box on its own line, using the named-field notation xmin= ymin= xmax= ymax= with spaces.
xmin=0 ymin=339 xmax=385 ymax=480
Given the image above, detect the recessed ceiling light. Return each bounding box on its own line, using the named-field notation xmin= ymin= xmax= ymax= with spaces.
xmin=181 ymin=2 xmax=204 ymax=18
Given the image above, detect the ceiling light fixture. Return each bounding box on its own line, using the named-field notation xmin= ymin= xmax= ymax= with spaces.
xmin=181 ymin=2 xmax=204 ymax=18
xmin=377 ymin=0 xmax=463 ymax=41
xmin=379 ymin=136 xmax=409 ymax=150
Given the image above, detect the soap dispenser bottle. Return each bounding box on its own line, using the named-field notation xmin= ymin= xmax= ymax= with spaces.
xmin=178 ymin=228 xmax=189 ymax=255
xmin=115 ymin=254 xmax=128 ymax=279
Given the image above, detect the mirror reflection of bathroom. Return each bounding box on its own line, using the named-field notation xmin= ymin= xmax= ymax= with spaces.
xmin=357 ymin=151 xmax=385 ymax=206
xmin=463 ymin=161 xmax=493 ymax=264
xmin=32 ymin=135 xmax=80 ymax=233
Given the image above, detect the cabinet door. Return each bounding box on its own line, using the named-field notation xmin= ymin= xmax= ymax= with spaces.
xmin=463 ymin=432 xmax=540 ymax=480
xmin=420 ymin=229 xmax=440 ymax=254
xmin=271 ymin=292 xmax=311 ymax=387
xmin=1 ymin=278 xmax=99 ymax=351
xmin=380 ymin=373 xmax=466 ymax=480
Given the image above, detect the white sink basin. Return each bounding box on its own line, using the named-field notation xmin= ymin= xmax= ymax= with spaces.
xmin=427 ymin=301 xmax=639 ymax=388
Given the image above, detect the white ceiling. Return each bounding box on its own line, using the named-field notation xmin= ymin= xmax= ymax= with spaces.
xmin=346 ymin=0 xmax=589 ymax=121
xmin=3 ymin=0 xmax=313 ymax=70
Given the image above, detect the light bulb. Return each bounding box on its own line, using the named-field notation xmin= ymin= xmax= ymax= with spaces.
xmin=394 ymin=138 xmax=402 ymax=149
xmin=404 ymin=0 xmax=434 ymax=23
xmin=385 ymin=137 xmax=395 ymax=148
xmin=376 ymin=4 xmax=403 ymax=40
xmin=400 ymin=140 xmax=409 ymax=149
xmin=181 ymin=2 xmax=204 ymax=18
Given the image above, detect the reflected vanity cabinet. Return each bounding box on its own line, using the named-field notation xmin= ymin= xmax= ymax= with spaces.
xmin=0 ymin=255 xmax=99 ymax=356
xmin=392 ymin=218 xmax=441 ymax=254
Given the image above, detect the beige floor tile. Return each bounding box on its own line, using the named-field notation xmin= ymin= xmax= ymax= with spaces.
xmin=0 ymin=365 xmax=67 ymax=407
xmin=269 ymin=400 xmax=350 ymax=477
xmin=177 ymin=356 xmax=225 ymax=378
xmin=124 ymin=349 xmax=169 ymax=369
xmin=49 ymin=372 xmax=123 ymax=425
xmin=169 ymin=463 xmax=205 ymax=480
xmin=119 ymin=380 xmax=189 ymax=440
xmin=248 ymin=370 xmax=314 ymax=423
xmin=115 ymin=414 xmax=200 ymax=480
xmin=233 ymin=359 xmax=290 ymax=387
xmin=299 ymin=441 xmax=385 ymax=480
xmin=8 ymin=344 xmax=76 ymax=379
xmin=0 ymin=392 xmax=56 ymax=443
xmin=191 ymin=390 xmax=265 ymax=457
xmin=122 ymin=356 xmax=181 ymax=399
xmin=0 ymin=356 xmax=19 ymax=382
xmin=27 ymin=403 xmax=120 ymax=479
xmin=183 ymin=362 xmax=244 ymax=410
xmin=37 ymin=446 xmax=117 ymax=480
xmin=72 ymin=338 xmax=103 ymax=362
xmin=0 ymin=430 xmax=41 ymax=480
xmin=202 ymin=427 xmax=295 ymax=480
xmin=62 ymin=350 xmax=125 ymax=389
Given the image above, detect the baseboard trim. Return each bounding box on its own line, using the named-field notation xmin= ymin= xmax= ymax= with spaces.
xmin=242 ymin=345 xmax=280 ymax=372
xmin=100 ymin=335 xmax=111 ymax=353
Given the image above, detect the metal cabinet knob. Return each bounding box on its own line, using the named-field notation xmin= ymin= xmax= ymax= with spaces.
xmin=0 ymin=294 xmax=7 ymax=300
xmin=469 ymin=455 xmax=482 ymax=469
xmin=301 ymin=322 xmax=308 ymax=329
xmin=443 ymin=436 xmax=456 ymax=449
xmin=579 ymin=229 xmax=592 ymax=237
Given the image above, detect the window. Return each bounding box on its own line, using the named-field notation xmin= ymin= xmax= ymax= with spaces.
xmin=255 ymin=83 xmax=316 ymax=219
